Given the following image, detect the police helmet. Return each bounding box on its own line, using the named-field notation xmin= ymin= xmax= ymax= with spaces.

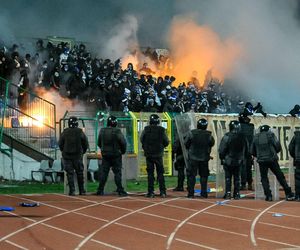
xmin=197 ymin=118 xmax=208 ymax=130
xmin=107 ymin=115 xmax=118 ymax=127
xmin=149 ymin=114 xmax=160 ymax=125
xmin=260 ymin=125 xmax=270 ymax=132
xmin=229 ymin=120 xmax=241 ymax=132
xmin=68 ymin=116 xmax=79 ymax=128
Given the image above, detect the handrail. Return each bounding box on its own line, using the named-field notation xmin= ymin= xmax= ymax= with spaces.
xmin=0 ymin=77 xmax=57 ymax=160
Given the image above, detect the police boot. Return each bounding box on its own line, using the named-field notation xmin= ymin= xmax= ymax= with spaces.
xmin=118 ymin=189 xmax=128 ymax=197
xmin=223 ymin=192 xmax=231 ymax=199
xmin=233 ymin=193 xmax=240 ymax=200
xmin=77 ymin=175 xmax=86 ymax=195
xmin=67 ymin=174 xmax=75 ymax=196
xmin=265 ymin=195 xmax=273 ymax=202
xmin=286 ymin=192 xmax=295 ymax=201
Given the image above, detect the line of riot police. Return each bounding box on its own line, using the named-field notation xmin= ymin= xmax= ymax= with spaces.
xmin=59 ymin=114 xmax=299 ymax=201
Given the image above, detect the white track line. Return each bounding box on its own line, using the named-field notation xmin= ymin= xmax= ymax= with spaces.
xmin=166 ymin=203 xmax=217 ymax=250
xmin=257 ymin=237 xmax=300 ymax=248
xmin=175 ymin=238 xmax=218 ymax=250
xmin=115 ymin=222 xmax=167 ymax=237
xmin=250 ymin=200 xmax=284 ymax=247
xmin=4 ymin=240 xmax=29 ymax=250
xmin=74 ymin=197 xmax=180 ymax=250
xmin=259 ymin=222 xmax=300 ymax=232
xmin=203 ymin=211 xmax=252 ymax=222
xmin=5 ymin=209 xmax=124 ymax=250
xmin=187 ymin=222 xmax=248 ymax=237
xmin=0 ymin=195 xmax=125 ymax=243
xmin=91 ymin=239 xmax=124 ymax=250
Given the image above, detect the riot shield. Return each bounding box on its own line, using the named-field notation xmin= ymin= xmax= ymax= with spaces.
xmin=288 ymin=127 xmax=295 ymax=192
xmin=174 ymin=113 xmax=197 ymax=173
xmin=215 ymin=123 xmax=226 ymax=198
xmin=254 ymin=161 xmax=279 ymax=201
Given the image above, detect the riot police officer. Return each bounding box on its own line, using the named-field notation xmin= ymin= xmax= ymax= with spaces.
xmin=59 ymin=116 xmax=89 ymax=196
xmin=219 ymin=120 xmax=248 ymax=199
xmin=238 ymin=115 xmax=255 ymax=190
xmin=97 ymin=115 xmax=127 ymax=196
xmin=252 ymin=125 xmax=294 ymax=201
xmin=289 ymin=130 xmax=300 ymax=201
xmin=140 ymin=114 xmax=169 ymax=198
xmin=185 ymin=118 xmax=215 ymax=198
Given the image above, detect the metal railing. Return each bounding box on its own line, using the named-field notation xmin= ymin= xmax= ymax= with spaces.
xmin=0 ymin=78 xmax=57 ymax=159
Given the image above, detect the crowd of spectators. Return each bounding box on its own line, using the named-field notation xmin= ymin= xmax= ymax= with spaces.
xmin=0 ymin=38 xmax=252 ymax=114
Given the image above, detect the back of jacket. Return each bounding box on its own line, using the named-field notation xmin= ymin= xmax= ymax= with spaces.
xmin=240 ymin=123 xmax=254 ymax=147
xmin=252 ymin=131 xmax=281 ymax=163
xmin=219 ymin=131 xmax=248 ymax=166
xmin=140 ymin=125 xmax=169 ymax=157
xmin=185 ymin=129 xmax=215 ymax=161
xmin=288 ymin=131 xmax=300 ymax=165
xmin=59 ymin=127 xmax=89 ymax=159
xmin=98 ymin=127 xmax=127 ymax=157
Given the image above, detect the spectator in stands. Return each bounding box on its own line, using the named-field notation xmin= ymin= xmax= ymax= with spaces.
xmin=289 ymin=104 xmax=300 ymax=117
xmin=96 ymin=115 xmax=128 ymax=196
xmin=0 ymin=38 xmax=256 ymax=115
xmin=140 ymin=114 xmax=169 ymax=198
xmin=252 ymin=125 xmax=294 ymax=201
xmin=58 ymin=116 xmax=89 ymax=196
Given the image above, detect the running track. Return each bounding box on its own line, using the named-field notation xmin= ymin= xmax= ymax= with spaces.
xmin=0 ymin=190 xmax=299 ymax=250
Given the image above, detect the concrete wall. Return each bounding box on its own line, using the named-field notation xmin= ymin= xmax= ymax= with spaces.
xmin=0 ymin=144 xmax=40 ymax=181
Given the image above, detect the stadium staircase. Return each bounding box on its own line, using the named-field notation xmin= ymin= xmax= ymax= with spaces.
xmin=0 ymin=77 xmax=57 ymax=164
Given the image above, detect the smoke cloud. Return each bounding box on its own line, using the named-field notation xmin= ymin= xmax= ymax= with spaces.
xmin=168 ymin=16 xmax=242 ymax=87
xmin=1 ymin=0 xmax=300 ymax=113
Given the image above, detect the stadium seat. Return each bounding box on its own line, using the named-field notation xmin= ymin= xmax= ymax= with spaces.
xmin=88 ymin=159 xmax=99 ymax=182
xmin=51 ymin=159 xmax=64 ymax=182
xmin=31 ymin=160 xmax=54 ymax=182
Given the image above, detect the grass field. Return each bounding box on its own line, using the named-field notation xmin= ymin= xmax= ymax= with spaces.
xmin=0 ymin=176 xmax=180 ymax=194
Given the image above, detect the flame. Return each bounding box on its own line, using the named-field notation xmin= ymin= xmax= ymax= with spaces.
xmin=18 ymin=114 xmax=45 ymax=128
xmin=120 ymin=17 xmax=243 ymax=88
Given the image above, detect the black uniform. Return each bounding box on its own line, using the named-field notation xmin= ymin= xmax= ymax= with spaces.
xmin=240 ymin=122 xmax=254 ymax=190
xmin=97 ymin=127 xmax=127 ymax=195
xmin=59 ymin=127 xmax=89 ymax=195
xmin=288 ymin=131 xmax=300 ymax=201
xmin=185 ymin=129 xmax=215 ymax=198
xmin=252 ymin=130 xmax=294 ymax=201
xmin=140 ymin=124 xmax=169 ymax=197
xmin=172 ymin=137 xmax=185 ymax=191
xmin=219 ymin=130 xmax=248 ymax=199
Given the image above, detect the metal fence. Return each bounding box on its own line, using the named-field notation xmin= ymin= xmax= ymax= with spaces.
xmin=0 ymin=77 xmax=57 ymax=159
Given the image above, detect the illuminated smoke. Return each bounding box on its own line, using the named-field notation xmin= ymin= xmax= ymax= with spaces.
xmin=34 ymin=87 xmax=88 ymax=121
xmin=168 ymin=16 xmax=242 ymax=88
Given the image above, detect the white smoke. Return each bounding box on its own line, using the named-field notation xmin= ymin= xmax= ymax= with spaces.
xmin=98 ymin=15 xmax=139 ymax=60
